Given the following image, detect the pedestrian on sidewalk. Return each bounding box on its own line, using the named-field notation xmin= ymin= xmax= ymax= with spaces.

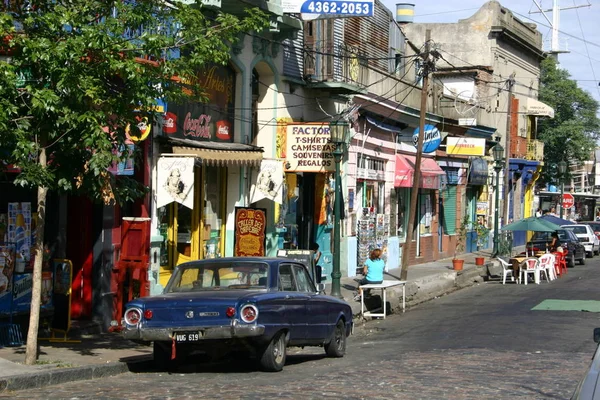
xmin=354 ymin=248 xmax=385 ymax=301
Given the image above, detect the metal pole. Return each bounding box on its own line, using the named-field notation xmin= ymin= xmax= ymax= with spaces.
xmin=492 ymin=165 xmax=501 ymax=257
xmin=560 ymin=180 xmax=564 ymax=219
xmin=330 ymin=143 xmax=343 ymax=298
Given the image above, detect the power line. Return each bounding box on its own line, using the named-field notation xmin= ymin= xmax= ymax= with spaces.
xmin=572 ymin=1 xmax=600 ymax=100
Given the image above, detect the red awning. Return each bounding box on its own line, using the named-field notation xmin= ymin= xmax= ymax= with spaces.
xmin=394 ymin=154 xmax=445 ymax=189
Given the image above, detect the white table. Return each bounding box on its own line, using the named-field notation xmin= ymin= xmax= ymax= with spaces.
xmin=359 ymin=280 xmax=407 ymax=319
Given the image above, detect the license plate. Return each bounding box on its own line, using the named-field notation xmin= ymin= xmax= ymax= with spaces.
xmin=174 ymin=331 xmax=203 ymax=343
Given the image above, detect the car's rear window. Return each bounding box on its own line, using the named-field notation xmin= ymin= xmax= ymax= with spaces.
xmin=564 ymin=226 xmax=587 ymax=234
xmin=166 ymin=262 xmax=269 ymax=293
xmin=531 ymin=230 xmax=570 ymax=241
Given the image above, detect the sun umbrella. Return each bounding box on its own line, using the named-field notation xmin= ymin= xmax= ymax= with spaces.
xmin=540 ymin=214 xmax=574 ymax=226
xmin=500 ymin=216 xmax=561 ymax=232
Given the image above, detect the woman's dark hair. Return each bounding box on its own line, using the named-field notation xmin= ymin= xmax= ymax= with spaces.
xmin=369 ymin=248 xmax=382 ymax=260
xmin=309 ymin=242 xmax=319 ymax=251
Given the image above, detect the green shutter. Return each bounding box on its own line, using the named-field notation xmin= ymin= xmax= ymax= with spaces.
xmin=443 ymin=186 xmax=457 ymax=234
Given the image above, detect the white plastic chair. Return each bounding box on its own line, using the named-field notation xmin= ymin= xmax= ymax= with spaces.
xmin=538 ymin=253 xmax=557 ymax=281
xmin=519 ymin=258 xmax=541 ymax=285
xmin=496 ymin=257 xmax=515 ymax=284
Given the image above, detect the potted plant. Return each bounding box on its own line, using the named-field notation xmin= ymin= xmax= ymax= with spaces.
xmin=453 ymin=215 xmax=470 ymax=271
xmin=475 ymin=220 xmax=490 ymax=265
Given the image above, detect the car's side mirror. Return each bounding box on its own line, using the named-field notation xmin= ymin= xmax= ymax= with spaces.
xmin=594 ymin=328 xmax=600 ymax=343
xmin=316 ymin=283 xmax=326 ymax=294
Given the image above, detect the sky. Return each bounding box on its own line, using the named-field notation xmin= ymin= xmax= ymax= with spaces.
xmin=380 ymin=0 xmax=600 ymax=114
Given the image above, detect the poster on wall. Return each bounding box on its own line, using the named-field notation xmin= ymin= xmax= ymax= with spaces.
xmin=0 ymin=245 xmax=15 ymax=316
xmin=250 ymin=159 xmax=284 ymax=204
xmin=234 ymin=207 xmax=267 ymax=257
xmin=156 ymin=157 xmax=195 ymax=209
xmin=284 ymin=123 xmax=337 ymax=173
xmin=7 ymin=202 xmax=31 ymax=264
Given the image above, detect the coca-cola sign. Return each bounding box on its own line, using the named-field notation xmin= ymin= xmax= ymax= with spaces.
xmin=163 ymin=63 xmax=235 ymax=143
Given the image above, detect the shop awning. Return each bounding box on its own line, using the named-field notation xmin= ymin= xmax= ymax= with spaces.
xmin=524 ymin=97 xmax=555 ymax=118
xmin=394 ymin=154 xmax=445 ymax=189
xmin=166 ymin=137 xmax=264 ymax=167
xmin=468 ymin=157 xmax=488 ymax=186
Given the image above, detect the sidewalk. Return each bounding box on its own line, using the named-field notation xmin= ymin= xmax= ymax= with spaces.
xmin=0 ymin=248 xmax=511 ymax=393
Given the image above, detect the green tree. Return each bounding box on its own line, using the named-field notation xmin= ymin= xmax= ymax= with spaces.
xmin=0 ymin=0 xmax=268 ymax=365
xmin=538 ymin=57 xmax=600 ymax=184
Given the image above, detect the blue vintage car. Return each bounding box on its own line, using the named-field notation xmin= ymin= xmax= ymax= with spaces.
xmin=122 ymin=257 xmax=353 ymax=372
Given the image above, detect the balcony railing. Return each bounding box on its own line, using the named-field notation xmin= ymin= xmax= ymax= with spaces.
xmin=304 ymin=40 xmax=367 ymax=87
xmin=525 ymin=139 xmax=544 ymax=162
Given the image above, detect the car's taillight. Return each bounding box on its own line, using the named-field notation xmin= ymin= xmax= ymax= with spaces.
xmin=143 ymin=309 xmax=153 ymax=320
xmin=124 ymin=308 xmax=142 ymax=325
xmin=582 ymin=237 xmax=590 ymax=242
xmin=226 ymin=307 xmax=236 ymax=318
xmin=240 ymin=304 xmax=258 ymax=323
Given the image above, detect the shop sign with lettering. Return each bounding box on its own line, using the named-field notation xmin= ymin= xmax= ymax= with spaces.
xmin=234 ymin=207 xmax=267 ymax=257
xmin=284 ymin=123 xmax=336 ymax=173
xmin=412 ymin=124 xmax=441 ymax=153
xmin=162 ymin=64 xmax=235 ymax=143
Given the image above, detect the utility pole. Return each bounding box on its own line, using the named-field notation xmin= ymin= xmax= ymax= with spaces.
xmin=501 ymin=74 xmax=515 ymax=228
xmin=400 ymin=30 xmax=434 ymax=281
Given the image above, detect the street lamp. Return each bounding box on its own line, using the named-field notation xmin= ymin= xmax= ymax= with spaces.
xmin=492 ymin=143 xmax=504 ymax=257
xmin=558 ymin=160 xmax=567 ymax=219
xmin=329 ymin=120 xmax=349 ymax=299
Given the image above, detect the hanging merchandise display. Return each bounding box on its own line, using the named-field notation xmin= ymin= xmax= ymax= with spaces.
xmin=356 ymin=207 xmax=375 ymax=276
xmin=375 ymin=213 xmax=390 ymax=264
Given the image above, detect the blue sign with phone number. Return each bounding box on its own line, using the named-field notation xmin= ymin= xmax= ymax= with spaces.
xmin=300 ymin=0 xmax=373 ymax=16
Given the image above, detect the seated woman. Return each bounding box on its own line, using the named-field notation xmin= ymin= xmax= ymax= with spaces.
xmin=549 ymin=232 xmax=560 ymax=252
xmin=354 ymin=248 xmax=385 ymax=301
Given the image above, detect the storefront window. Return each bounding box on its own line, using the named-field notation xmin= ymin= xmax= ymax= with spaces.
xmin=396 ymin=188 xmax=409 ymax=241
xmin=157 ymin=205 xmax=169 ymax=266
xmin=419 ymin=190 xmax=433 ymax=235
xmin=177 ymin=203 xmax=192 ymax=256
xmin=203 ymin=166 xmax=224 ymax=258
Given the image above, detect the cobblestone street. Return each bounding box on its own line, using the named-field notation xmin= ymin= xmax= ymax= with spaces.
xmin=0 ymin=345 xmax=588 ymax=399
xmin=4 ymin=259 xmax=600 ymax=399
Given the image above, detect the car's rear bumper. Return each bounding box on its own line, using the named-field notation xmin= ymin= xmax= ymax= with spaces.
xmin=122 ymin=319 xmax=265 ymax=341
xmin=583 ymin=244 xmax=594 ymax=253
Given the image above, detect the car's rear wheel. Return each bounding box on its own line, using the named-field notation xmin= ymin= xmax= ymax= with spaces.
xmin=569 ymin=252 xmax=576 ymax=268
xmin=153 ymin=341 xmax=177 ymax=371
xmin=580 ymin=251 xmax=586 ymax=265
xmin=324 ymin=320 xmax=346 ymax=358
xmin=258 ymin=331 xmax=286 ymax=372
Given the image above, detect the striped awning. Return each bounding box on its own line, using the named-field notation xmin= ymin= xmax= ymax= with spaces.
xmin=164 ymin=137 xmax=264 ymax=167
xmin=172 ymin=146 xmax=263 ymax=167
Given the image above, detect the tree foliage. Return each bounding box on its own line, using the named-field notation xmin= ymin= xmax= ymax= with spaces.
xmin=537 ymin=57 xmax=600 ymax=184
xmin=0 ymin=0 xmax=268 ymax=364
xmin=0 ymin=0 xmax=268 ymax=203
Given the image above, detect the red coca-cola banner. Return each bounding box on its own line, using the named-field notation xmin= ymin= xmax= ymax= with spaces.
xmin=163 ymin=63 xmax=235 ymax=143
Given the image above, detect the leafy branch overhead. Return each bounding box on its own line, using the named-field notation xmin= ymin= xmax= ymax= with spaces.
xmin=537 ymin=57 xmax=600 ymax=185
xmin=0 ymin=0 xmax=269 ymax=204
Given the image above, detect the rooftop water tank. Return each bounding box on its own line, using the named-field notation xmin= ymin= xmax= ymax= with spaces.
xmin=396 ymin=3 xmax=415 ymax=24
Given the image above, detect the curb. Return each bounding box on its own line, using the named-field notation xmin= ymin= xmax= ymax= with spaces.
xmin=0 ymin=359 xmax=148 ymax=393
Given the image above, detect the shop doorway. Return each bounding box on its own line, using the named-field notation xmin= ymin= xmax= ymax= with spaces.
xmin=66 ymin=196 xmax=94 ymax=319
xmin=157 ymin=164 xmax=227 ymax=285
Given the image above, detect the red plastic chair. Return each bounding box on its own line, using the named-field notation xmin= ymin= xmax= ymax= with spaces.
xmin=553 ymin=251 xmax=568 ymax=277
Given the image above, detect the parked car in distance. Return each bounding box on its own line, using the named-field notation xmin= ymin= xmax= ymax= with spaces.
xmin=562 ymin=224 xmax=600 ymax=257
xmin=529 ymin=229 xmax=586 ymax=267
xmin=581 ymin=221 xmax=600 ymax=243
xmin=571 ymin=328 xmax=600 ymax=399
xmin=121 ymin=257 xmax=353 ymax=372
